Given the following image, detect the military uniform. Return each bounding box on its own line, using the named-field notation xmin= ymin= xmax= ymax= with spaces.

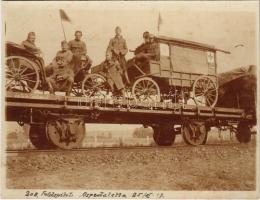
xmin=46 ymin=50 xmax=74 ymax=95
xmin=102 ymin=59 xmax=124 ymax=92
xmin=134 ymin=41 xmax=160 ymax=61
xmin=68 ymin=39 xmax=92 ymax=75
xmin=107 ymin=35 xmax=128 ymax=70
xmin=21 ymin=40 xmax=41 ymax=55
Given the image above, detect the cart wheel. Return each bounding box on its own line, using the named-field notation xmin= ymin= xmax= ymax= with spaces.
xmin=5 ymin=56 xmax=39 ymax=93
xmin=29 ymin=124 xmax=55 ymax=149
xmin=81 ymin=74 xmax=107 ymax=98
xmin=193 ymin=75 xmax=218 ymax=107
xmin=182 ymin=121 xmax=208 ymax=145
xmin=71 ymin=82 xmax=83 ymax=97
xmin=236 ymin=122 xmax=251 ymax=143
xmin=152 ymin=124 xmax=176 ymax=146
xmin=46 ymin=119 xmax=85 ymax=149
xmin=132 ymin=77 xmax=161 ymax=102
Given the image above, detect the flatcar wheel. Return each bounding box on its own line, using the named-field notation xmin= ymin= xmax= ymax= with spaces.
xmin=5 ymin=56 xmax=39 ymax=93
xmin=193 ymin=75 xmax=218 ymax=107
xmin=81 ymin=74 xmax=107 ymax=98
xmin=152 ymin=124 xmax=176 ymax=146
xmin=46 ymin=119 xmax=85 ymax=149
xmin=236 ymin=122 xmax=251 ymax=143
xmin=132 ymin=77 xmax=161 ymax=102
xmin=182 ymin=121 xmax=208 ymax=146
xmin=29 ymin=124 xmax=55 ymax=149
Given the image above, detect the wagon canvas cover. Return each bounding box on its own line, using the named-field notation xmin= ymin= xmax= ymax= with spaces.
xmin=217 ymin=65 xmax=256 ymax=113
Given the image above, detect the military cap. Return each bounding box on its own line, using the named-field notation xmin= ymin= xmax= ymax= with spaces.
xmin=75 ymin=30 xmax=82 ymax=35
xmin=143 ymin=31 xmax=150 ymax=39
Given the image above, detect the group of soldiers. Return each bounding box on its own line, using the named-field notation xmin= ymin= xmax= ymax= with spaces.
xmin=21 ymin=27 xmax=160 ymax=96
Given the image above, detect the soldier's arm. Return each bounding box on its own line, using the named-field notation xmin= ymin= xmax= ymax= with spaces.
xmin=67 ymin=50 xmax=73 ymax=63
xmin=82 ymin=42 xmax=87 ymax=55
xmin=22 ymin=41 xmax=41 ymax=53
xmin=106 ymin=39 xmax=114 ymax=54
xmin=120 ymin=39 xmax=128 ymax=55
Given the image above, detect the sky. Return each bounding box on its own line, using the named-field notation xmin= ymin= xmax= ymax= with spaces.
xmin=4 ymin=1 xmax=258 ymax=73
xmin=3 ymin=1 xmax=259 ymax=133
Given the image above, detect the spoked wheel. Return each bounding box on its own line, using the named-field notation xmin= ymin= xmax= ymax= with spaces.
xmin=71 ymin=82 xmax=83 ymax=97
xmin=29 ymin=124 xmax=55 ymax=149
xmin=46 ymin=118 xmax=85 ymax=149
xmin=5 ymin=56 xmax=39 ymax=93
xmin=152 ymin=124 xmax=176 ymax=146
xmin=193 ymin=75 xmax=218 ymax=107
xmin=81 ymin=74 xmax=107 ymax=98
xmin=182 ymin=121 xmax=208 ymax=145
xmin=132 ymin=77 xmax=161 ymax=102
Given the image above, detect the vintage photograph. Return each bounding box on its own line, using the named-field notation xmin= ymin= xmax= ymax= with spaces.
xmin=1 ymin=1 xmax=259 ymax=199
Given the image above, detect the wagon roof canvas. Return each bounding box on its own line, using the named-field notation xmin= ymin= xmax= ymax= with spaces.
xmin=157 ymin=35 xmax=230 ymax=54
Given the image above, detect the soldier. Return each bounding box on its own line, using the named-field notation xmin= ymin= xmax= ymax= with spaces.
xmin=102 ymin=51 xmax=125 ymax=97
xmin=68 ymin=30 xmax=92 ymax=75
xmin=134 ymin=31 xmax=159 ymax=61
xmin=107 ymin=26 xmax=129 ymax=84
xmin=21 ymin=32 xmax=42 ymax=56
xmin=46 ymin=41 xmax=74 ymax=96
xmin=21 ymin=32 xmax=44 ymax=66
xmin=107 ymin=26 xmax=128 ymax=70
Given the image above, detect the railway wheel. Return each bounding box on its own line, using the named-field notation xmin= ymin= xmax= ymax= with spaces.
xmin=182 ymin=121 xmax=208 ymax=146
xmin=46 ymin=118 xmax=85 ymax=149
xmin=132 ymin=77 xmax=161 ymax=102
xmin=81 ymin=74 xmax=107 ymax=98
xmin=152 ymin=124 xmax=176 ymax=146
xmin=193 ymin=75 xmax=218 ymax=107
xmin=29 ymin=124 xmax=55 ymax=149
xmin=5 ymin=56 xmax=39 ymax=93
xmin=236 ymin=122 xmax=251 ymax=143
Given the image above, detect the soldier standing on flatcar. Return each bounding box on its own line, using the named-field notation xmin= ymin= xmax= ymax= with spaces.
xmin=46 ymin=41 xmax=74 ymax=96
xmin=102 ymin=51 xmax=125 ymax=97
xmin=107 ymin=26 xmax=129 ymax=84
xmin=68 ymin=30 xmax=92 ymax=75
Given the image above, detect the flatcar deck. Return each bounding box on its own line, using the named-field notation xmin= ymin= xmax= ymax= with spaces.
xmin=5 ymin=92 xmax=253 ymax=124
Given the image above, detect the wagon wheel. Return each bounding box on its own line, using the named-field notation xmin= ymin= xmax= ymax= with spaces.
xmin=182 ymin=121 xmax=208 ymax=145
xmin=81 ymin=74 xmax=107 ymax=98
xmin=132 ymin=77 xmax=161 ymax=102
xmin=192 ymin=75 xmax=218 ymax=107
xmin=5 ymin=56 xmax=39 ymax=93
xmin=46 ymin=119 xmax=85 ymax=149
xmin=71 ymin=82 xmax=83 ymax=97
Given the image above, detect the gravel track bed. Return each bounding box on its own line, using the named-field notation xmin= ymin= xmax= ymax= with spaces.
xmin=5 ymin=142 xmax=256 ymax=190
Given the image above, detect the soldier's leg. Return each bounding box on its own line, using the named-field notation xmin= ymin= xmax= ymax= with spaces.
xmin=46 ymin=77 xmax=55 ymax=95
xmin=65 ymin=77 xmax=74 ymax=96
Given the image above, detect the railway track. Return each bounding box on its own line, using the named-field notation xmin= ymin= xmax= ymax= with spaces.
xmin=5 ymin=142 xmax=247 ymax=155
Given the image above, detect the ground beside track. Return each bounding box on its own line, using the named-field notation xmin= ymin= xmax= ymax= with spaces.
xmin=5 ymin=140 xmax=256 ymax=190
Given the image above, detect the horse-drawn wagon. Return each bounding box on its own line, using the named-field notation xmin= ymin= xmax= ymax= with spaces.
xmin=83 ymin=36 xmax=230 ymax=107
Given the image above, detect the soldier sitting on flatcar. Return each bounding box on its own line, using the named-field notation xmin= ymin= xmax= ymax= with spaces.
xmin=45 ymin=41 xmax=74 ymax=96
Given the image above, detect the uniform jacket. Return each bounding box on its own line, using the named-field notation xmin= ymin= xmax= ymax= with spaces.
xmin=134 ymin=41 xmax=160 ymax=61
xmin=21 ymin=40 xmax=41 ymax=54
xmin=68 ymin=39 xmax=87 ymax=56
xmin=102 ymin=59 xmax=124 ymax=91
xmin=107 ymin=35 xmax=128 ymax=56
